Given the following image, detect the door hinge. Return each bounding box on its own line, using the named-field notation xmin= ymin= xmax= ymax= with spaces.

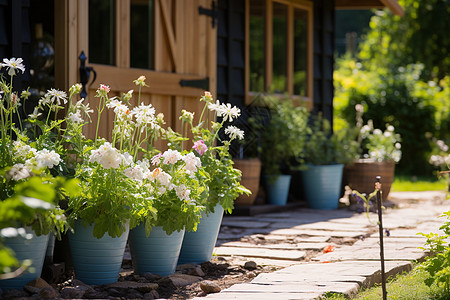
xmin=179 ymin=77 xmax=210 ymax=90
xmin=199 ymin=0 xmax=218 ymax=28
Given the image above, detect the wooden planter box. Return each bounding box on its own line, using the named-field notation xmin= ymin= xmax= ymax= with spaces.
xmin=343 ymin=160 xmax=395 ymax=202
xmin=233 ymin=158 xmax=261 ymax=206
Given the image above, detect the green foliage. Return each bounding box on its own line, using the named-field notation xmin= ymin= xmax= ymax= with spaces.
xmin=303 ymin=114 xmax=359 ymax=165
xmin=418 ymin=211 xmax=450 ymax=296
xmin=167 ymin=93 xmax=251 ymax=215
xmin=359 ymin=1 xmax=450 ymax=80
xmin=334 ymin=57 xmax=439 ymax=175
xmin=250 ymin=95 xmax=310 ymax=177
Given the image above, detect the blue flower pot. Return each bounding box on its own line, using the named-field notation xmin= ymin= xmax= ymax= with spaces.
xmin=301 ymin=164 xmax=344 ymax=210
xmin=265 ymin=174 xmax=292 ymax=205
xmin=68 ymin=221 xmax=129 ymax=285
xmin=129 ymin=226 xmax=184 ymax=276
xmin=0 ymin=229 xmax=49 ymax=290
xmin=177 ymin=204 xmax=224 ymax=265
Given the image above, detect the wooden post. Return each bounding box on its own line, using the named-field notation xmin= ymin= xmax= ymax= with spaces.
xmin=376 ymin=176 xmax=387 ymax=300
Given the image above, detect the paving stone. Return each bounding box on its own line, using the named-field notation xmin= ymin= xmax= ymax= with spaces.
xmin=219 ymin=240 xmax=329 ymax=251
xmin=214 ymin=246 xmax=306 ymax=260
xmin=221 ymin=220 xmax=272 ymax=228
xmin=292 ymin=221 xmax=371 ymax=232
xmin=269 ymin=228 xmax=367 ymax=238
xmin=196 ymin=291 xmax=321 ymax=299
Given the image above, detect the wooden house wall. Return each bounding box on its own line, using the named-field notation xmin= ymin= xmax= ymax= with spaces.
xmin=217 ymin=0 xmax=335 ymax=126
xmin=217 ymin=0 xmax=246 ymax=109
xmin=0 ymin=0 xmax=32 ymax=91
xmin=313 ymin=0 xmax=335 ymax=125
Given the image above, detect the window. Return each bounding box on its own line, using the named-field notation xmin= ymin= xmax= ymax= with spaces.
xmin=247 ymin=0 xmax=313 ymax=105
xmin=130 ymin=0 xmax=155 ymax=69
xmin=89 ymin=0 xmax=115 ymax=65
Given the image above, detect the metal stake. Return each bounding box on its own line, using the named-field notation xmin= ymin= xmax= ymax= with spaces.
xmin=376 ymin=176 xmax=387 ymax=300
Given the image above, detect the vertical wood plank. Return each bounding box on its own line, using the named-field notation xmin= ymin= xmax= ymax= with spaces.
xmin=286 ymin=4 xmax=294 ymax=95
xmin=117 ymin=0 xmax=130 ymax=68
xmin=265 ymin=0 xmax=272 ymax=91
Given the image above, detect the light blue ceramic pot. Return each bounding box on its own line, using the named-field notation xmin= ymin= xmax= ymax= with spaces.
xmin=301 ymin=164 xmax=344 ymax=210
xmin=265 ymin=174 xmax=292 ymax=205
xmin=177 ymin=204 xmax=224 ymax=265
xmin=68 ymin=221 xmax=129 ymax=285
xmin=129 ymin=225 xmax=184 ymax=276
xmin=0 ymin=229 xmax=49 ymax=290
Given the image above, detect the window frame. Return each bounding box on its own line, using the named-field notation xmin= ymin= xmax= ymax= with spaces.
xmin=245 ymin=0 xmax=313 ymax=108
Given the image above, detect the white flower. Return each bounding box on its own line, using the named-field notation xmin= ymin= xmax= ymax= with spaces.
xmin=225 ymin=125 xmax=244 ymax=140
xmin=35 ymin=149 xmax=61 ymax=169
xmin=183 ymin=152 xmax=201 ymax=173
xmin=74 ymin=98 xmax=94 ymax=116
xmin=1 ymin=57 xmax=25 ymax=76
xmin=373 ymin=129 xmax=383 ymax=136
xmin=68 ymin=110 xmax=84 ymax=123
xmin=387 ymin=125 xmax=395 ymax=132
xmin=46 ymin=89 xmax=68 ymax=105
xmin=174 ymin=184 xmax=191 ymax=202
xmin=157 ymin=171 xmax=172 ymax=187
xmin=8 ymin=163 xmax=31 ymax=181
xmin=13 ymin=141 xmax=36 ymax=159
xmin=124 ymin=165 xmax=145 ymax=181
xmin=217 ymin=103 xmax=241 ymax=122
xmin=89 ymin=142 xmax=122 ymax=169
xmin=151 ymin=153 xmax=163 ymax=166
xmin=107 ymin=99 xmax=129 ymax=116
xmin=437 ymin=140 xmax=449 ymax=152
xmin=162 ymin=149 xmax=182 ymax=165
xmin=28 ymin=107 xmax=42 ymax=119
xmin=208 ymin=100 xmax=221 ymax=112
xmin=132 ymin=103 xmax=156 ymax=126
xmin=122 ymin=152 xmax=134 ymax=166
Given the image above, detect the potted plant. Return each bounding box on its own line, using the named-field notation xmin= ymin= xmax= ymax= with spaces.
xmin=129 ymin=147 xmax=208 ymax=276
xmin=165 ymin=91 xmax=251 ymax=265
xmin=64 ymin=81 xmax=166 ymax=284
xmin=0 ymin=58 xmax=78 ymax=289
xmin=251 ymin=95 xmax=309 ymax=205
xmin=300 ymin=114 xmax=359 ymax=209
xmin=343 ymin=104 xmax=402 ymax=202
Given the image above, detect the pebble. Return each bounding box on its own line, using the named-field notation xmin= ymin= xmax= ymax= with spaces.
xmin=166 ymin=273 xmax=203 ymax=287
xmin=200 ymin=280 xmax=221 ymax=293
xmin=60 ymin=285 xmax=89 ymax=299
xmin=144 ymin=289 xmax=160 ymax=299
xmin=188 ymin=265 xmax=206 ymax=277
xmin=244 ymin=260 xmax=258 ymax=270
xmin=143 ymin=272 xmax=163 ymax=281
xmin=38 ymin=286 xmax=60 ymax=299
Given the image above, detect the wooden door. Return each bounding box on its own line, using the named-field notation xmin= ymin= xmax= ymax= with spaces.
xmin=54 ymin=0 xmax=217 ymax=148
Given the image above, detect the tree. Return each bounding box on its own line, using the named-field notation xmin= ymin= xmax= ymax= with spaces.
xmin=359 ymin=0 xmax=450 ymax=80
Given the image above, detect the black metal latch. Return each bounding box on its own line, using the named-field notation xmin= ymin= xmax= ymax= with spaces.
xmin=179 ymin=77 xmax=210 ymax=90
xmin=199 ymin=0 xmax=218 ymax=28
xmin=79 ymin=51 xmax=96 ymax=99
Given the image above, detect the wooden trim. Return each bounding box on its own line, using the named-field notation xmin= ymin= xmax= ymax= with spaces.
xmin=286 ymin=4 xmax=294 ymax=95
xmin=117 ymin=0 xmax=130 ymax=67
xmin=245 ymin=0 xmax=250 ymax=105
xmin=158 ymin=0 xmax=177 ymax=69
xmin=90 ymin=64 xmax=210 ymax=97
xmin=379 ymin=0 xmax=404 ymax=16
xmin=265 ymin=0 xmax=272 ymax=91
xmin=246 ymin=0 xmax=313 ymax=108
xmin=335 ymin=0 xmax=404 ymax=16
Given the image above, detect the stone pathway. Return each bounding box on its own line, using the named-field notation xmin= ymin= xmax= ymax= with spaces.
xmin=194 ymin=191 xmax=450 ymax=299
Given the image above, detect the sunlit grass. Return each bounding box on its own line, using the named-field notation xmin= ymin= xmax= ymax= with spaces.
xmin=322 ymin=267 xmax=448 ymax=300
xmin=391 ymin=175 xmax=448 ymax=192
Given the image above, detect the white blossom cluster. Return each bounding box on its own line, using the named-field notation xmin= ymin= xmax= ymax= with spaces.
xmin=7 ymin=140 xmax=61 ymax=181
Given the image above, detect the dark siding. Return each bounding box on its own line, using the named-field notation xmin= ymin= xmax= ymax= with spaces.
xmin=0 ymin=0 xmax=31 ymax=91
xmin=313 ymin=0 xmax=334 ymax=126
xmin=217 ymin=0 xmax=246 ymax=108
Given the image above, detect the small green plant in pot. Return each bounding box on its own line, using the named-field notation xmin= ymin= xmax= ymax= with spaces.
xmin=250 ymin=95 xmax=310 ymax=205
xmin=301 ymin=114 xmax=359 ymax=209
